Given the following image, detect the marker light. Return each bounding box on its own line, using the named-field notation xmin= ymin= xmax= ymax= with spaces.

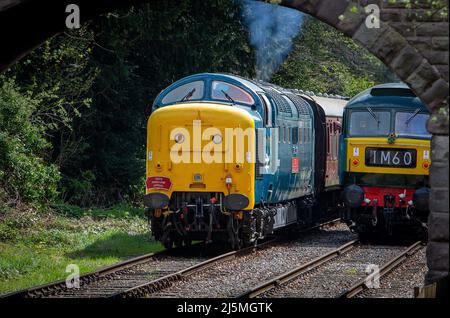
xmin=212 ymin=134 xmax=222 ymax=144
xmin=174 ymin=133 xmax=185 ymax=144
xmin=364 ymin=198 xmax=371 ymax=204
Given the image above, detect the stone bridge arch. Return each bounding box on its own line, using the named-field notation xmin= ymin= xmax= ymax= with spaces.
xmin=0 ymin=0 xmax=448 ymax=287
xmin=279 ymin=0 xmax=449 ymax=286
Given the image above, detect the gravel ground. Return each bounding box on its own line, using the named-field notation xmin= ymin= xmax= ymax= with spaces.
xmin=357 ymin=247 xmax=427 ymax=298
xmin=50 ymin=256 xmax=207 ymax=298
xmin=261 ymin=244 xmax=406 ymax=298
xmin=148 ymin=223 xmax=357 ymax=298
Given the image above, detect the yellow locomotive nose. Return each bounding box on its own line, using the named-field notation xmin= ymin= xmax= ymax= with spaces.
xmin=145 ymin=103 xmax=256 ymax=210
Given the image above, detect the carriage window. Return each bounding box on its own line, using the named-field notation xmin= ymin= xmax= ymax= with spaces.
xmin=162 ymin=81 xmax=204 ymax=104
xmin=211 ymin=81 xmax=255 ymax=105
xmin=349 ymin=111 xmax=391 ymax=136
xmin=327 ymin=123 xmax=331 ymax=154
xmin=298 ymin=128 xmax=302 ymax=144
xmin=292 ymin=127 xmax=298 ymax=144
xmin=395 ymin=111 xmax=431 ymax=138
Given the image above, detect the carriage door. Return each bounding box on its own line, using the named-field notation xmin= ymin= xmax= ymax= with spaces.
xmin=259 ymin=94 xmax=278 ymax=176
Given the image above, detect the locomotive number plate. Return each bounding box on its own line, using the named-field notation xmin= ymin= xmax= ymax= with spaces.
xmin=365 ymin=148 xmax=417 ymax=168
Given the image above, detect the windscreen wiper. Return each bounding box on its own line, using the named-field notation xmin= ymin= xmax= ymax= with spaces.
xmin=405 ymin=108 xmax=421 ymax=126
xmin=181 ymin=88 xmax=196 ymax=101
xmin=221 ymin=90 xmax=235 ymax=104
xmin=366 ymin=107 xmax=380 ymax=128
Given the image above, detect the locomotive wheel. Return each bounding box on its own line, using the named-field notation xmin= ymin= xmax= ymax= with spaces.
xmin=163 ymin=237 xmax=173 ymax=250
xmin=174 ymin=237 xmax=183 ymax=248
xmin=183 ymin=237 xmax=192 ymax=247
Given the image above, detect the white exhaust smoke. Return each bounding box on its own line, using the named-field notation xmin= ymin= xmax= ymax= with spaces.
xmin=241 ymin=0 xmax=304 ymax=81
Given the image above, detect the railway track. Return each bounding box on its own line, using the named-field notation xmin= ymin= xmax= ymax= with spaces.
xmin=2 ymin=243 xmax=212 ymax=298
xmin=237 ymin=239 xmax=359 ymax=298
xmin=241 ymin=240 xmax=424 ymax=298
xmin=113 ymin=218 xmax=344 ymax=298
xmin=338 ymin=241 xmax=425 ymax=298
xmin=1 ymin=218 xmax=342 ymax=298
xmin=144 ymin=220 xmax=354 ymax=298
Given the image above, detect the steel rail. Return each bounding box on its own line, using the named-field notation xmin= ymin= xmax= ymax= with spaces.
xmin=109 ymin=218 xmax=343 ymax=298
xmin=109 ymin=238 xmax=278 ymax=298
xmin=236 ymin=239 xmax=359 ymax=298
xmin=1 ymin=244 xmax=195 ymax=298
xmin=338 ymin=240 xmax=425 ymax=298
xmin=2 ymin=218 xmax=342 ymax=298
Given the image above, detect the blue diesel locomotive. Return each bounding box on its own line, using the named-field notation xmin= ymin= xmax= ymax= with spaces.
xmin=144 ymin=73 xmax=346 ymax=248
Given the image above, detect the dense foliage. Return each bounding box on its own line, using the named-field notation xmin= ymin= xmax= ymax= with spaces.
xmin=272 ymin=16 xmax=396 ymax=97
xmin=0 ymin=1 xmax=393 ymax=209
xmin=0 ymin=0 xmax=254 ymax=207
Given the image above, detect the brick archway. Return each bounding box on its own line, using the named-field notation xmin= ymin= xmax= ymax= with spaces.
xmin=280 ymin=0 xmax=449 ymax=285
xmin=0 ymin=0 xmax=448 ymax=287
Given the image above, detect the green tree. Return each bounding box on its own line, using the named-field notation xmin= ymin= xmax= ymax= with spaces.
xmin=60 ymin=0 xmax=256 ymax=206
xmin=0 ymin=77 xmax=60 ymax=204
xmin=272 ymin=16 xmax=396 ymax=97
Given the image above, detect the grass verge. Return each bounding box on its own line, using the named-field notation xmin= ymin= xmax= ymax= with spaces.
xmin=0 ymin=203 xmax=163 ymax=295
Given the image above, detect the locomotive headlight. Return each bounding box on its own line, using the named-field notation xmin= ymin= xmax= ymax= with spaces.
xmin=148 ymin=150 xmax=153 ymax=161
xmin=343 ymin=185 xmax=364 ymax=208
xmin=174 ymin=133 xmax=185 ymax=144
xmin=364 ymin=198 xmax=371 ymax=204
xmin=193 ymin=173 xmax=203 ymax=183
xmin=212 ymin=134 xmax=222 ymax=144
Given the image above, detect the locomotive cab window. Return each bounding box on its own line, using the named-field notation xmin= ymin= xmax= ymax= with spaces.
xmin=349 ymin=110 xmax=391 ymax=136
xmin=395 ymin=111 xmax=431 ymax=138
xmin=161 ymin=81 xmax=204 ymax=104
xmin=211 ymin=81 xmax=255 ymax=105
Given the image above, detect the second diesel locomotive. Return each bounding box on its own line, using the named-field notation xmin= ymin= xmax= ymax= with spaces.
xmin=144 ymin=73 xmax=346 ymax=248
xmin=340 ymin=83 xmax=431 ymax=239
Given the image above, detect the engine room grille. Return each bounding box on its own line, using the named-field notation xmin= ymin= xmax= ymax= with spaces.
xmin=263 ymin=88 xmax=292 ymax=115
xmin=285 ymin=93 xmax=311 ymax=116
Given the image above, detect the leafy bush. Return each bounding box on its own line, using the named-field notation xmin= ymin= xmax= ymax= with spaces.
xmin=51 ymin=203 xmax=144 ymax=219
xmin=0 ymin=222 xmax=19 ymax=241
xmin=0 ymin=78 xmax=60 ymax=204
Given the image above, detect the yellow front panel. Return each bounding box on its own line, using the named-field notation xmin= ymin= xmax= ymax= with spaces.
xmin=146 ymin=103 xmax=255 ymax=210
xmin=346 ymin=137 xmax=431 ymax=175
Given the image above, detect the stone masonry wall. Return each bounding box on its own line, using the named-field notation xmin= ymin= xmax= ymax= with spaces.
xmin=282 ymin=0 xmax=449 ymax=286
